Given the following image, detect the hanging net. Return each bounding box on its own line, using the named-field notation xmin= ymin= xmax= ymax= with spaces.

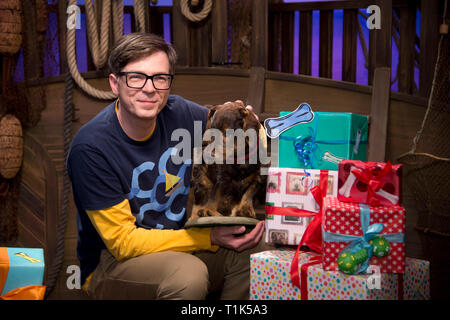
xmin=398 ymin=2 xmax=449 ymax=237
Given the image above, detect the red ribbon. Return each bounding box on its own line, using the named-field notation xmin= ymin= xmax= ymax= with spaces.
xmin=300 ymin=255 xmax=322 ymax=300
xmin=265 ymin=205 xmax=316 ymax=217
xmin=295 ymin=257 xmax=404 ymax=300
xmin=296 ymin=170 xmax=329 ymax=254
xmin=290 ymin=170 xmax=329 ymax=289
xmin=351 ymin=161 xmax=393 ymax=206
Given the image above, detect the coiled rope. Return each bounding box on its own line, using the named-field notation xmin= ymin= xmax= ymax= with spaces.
xmin=180 ymin=0 xmax=213 ymax=22
xmin=67 ymin=0 xmax=115 ymax=100
xmin=66 ymin=0 xmax=147 ymax=100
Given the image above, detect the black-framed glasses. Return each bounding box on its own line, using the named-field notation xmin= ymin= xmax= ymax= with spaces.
xmin=118 ymin=71 xmax=174 ymax=90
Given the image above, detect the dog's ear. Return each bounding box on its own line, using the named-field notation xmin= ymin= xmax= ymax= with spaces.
xmin=207 ymin=105 xmax=219 ymax=120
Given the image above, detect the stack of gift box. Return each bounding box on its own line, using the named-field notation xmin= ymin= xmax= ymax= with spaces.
xmin=251 ymin=104 xmax=430 ymax=300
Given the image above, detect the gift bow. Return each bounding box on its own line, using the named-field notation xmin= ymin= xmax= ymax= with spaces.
xmin=280 ymin=116 xmax=366 ymax=168
xmin=322 ymin=203 xmax=404 ymax=274
xmin=351 ymin=161 xmax=393 ymax=206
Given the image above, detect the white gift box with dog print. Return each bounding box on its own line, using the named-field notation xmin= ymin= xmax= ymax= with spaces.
xmin=264 ymin=167 xmax=338 ymax=245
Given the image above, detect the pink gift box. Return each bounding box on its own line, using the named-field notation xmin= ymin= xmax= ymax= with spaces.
xmin=337 ymin=160 xmax=402 ymax=207
xmin=322 ymin=197 xmax=405 ymax=273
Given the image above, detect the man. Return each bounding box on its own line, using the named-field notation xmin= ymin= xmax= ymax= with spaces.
xmin=67 ymin=32 xmax=267 ymax=300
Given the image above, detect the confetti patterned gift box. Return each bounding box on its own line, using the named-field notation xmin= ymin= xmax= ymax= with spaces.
xmin=322 ymin=197 xmax=405 ymax=273
xmin=250 ymin=249 xmax=430 ymax=300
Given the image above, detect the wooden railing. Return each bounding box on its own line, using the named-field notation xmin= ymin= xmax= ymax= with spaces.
xmin=13 ymin=0 xmax=443 ymax=98
xmin=267 ymin=0 xmax=423 ymax=94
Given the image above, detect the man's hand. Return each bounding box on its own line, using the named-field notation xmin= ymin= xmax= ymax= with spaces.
xmin=210 ymin=221 xmax=265 ymax=252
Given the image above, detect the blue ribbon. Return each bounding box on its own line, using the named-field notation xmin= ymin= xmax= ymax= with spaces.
xmin=279 ymin=116 xmax=367 ymax=168
xmin=322 ymin=204 xmax=404 ymax=274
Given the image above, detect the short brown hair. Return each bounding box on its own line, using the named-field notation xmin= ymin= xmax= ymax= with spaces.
xmin=108 ymin=32 xmax=177 ymax=75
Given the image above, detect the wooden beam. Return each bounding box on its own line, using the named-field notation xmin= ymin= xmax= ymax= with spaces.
xmin=368 ymin=67 xmax=391 ymax=162
xmin=211 ymin=0 xmax=228 ymax=65
xmin=144 ymin=0 xmax=150 ymax=33
xmin=319 ymin=10 xmax=333 ymax=78
xmin=419 ymin=0 xmax=441 ymax=97
xmin=270 ymin=0 xmax=410 ymax=12
xmin=149 ymin=6 xmax=164 ymax=36
xmin=398 ymin=3 xmax=416 ymax=94
xmin=172 ymin=0 xmax=189 ymax=66
xmin=189 ymin=18 xmax=211 ymax=67
xmin=57 ymin=0 xmax=68 ymax=74
xmin=377 ymin=0 xmax=392 ymax=68
xmin=299 ymin=11 xmax=312 ymax=75
xmin=268 ymin=12 xmax=281 ymax=71
xmin=22 ymin=0 xmax=41 ymax=80
xmin=342 ymin=9 xmax=357 ymax=82
xmin=251 ymin=0 xmax=268 ymax=68
xmin=368 ymin=0 xmax=393 ymax=83
xmin=246 ymin=66 xmax=265 ymax=115
xmin=281 ymin=11 xmax=294 ymax=73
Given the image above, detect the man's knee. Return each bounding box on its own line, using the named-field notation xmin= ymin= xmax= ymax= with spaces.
xmin=157 ymin=253 xmax=209 ymax=300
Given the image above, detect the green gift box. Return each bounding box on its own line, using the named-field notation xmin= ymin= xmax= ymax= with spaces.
xmin=278 ymin=111 xmax=368 ymax=170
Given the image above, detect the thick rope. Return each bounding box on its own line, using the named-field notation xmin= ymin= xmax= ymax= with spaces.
xmin=67 ymin=0 xmax=116 ymax=100
xmin=85 ymin=0 xmax=111 ymax=69
xmin=66 ymin=0 xmax=148 ymax=100
xmin=180 ymin=0 xmax=212 ymax=22
xmin=133 ymin=0 xmax=146 ymax=32
xmin=44 ymin=71 xmax=74 ymax=299
xmin=112 ymin=0 xmax=124 ymax=43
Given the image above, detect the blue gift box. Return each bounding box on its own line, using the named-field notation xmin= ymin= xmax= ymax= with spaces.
xmin=0 ymin=247 xmax=45 ymax=295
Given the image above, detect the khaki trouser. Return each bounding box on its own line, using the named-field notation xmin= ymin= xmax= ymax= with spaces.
xmin=86 ymin=238 xmax=272 ymax=300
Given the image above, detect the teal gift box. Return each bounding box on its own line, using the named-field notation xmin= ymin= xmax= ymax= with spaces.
xmin=278 ymin=111 xmax=368 ymax=170
xmin=0 ymin=247 xmax=45 ymax=295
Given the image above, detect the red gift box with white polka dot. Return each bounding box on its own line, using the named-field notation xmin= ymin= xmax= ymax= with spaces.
xmin=322 ymin=197 xmax=405 ymax=273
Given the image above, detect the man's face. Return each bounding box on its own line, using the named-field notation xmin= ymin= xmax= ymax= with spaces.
xmin=109 ymin=51 xmax=171 ymax=121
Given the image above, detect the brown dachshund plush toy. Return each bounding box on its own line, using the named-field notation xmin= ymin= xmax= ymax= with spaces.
xmin=187 ymin=101 xmax=267 ymax=220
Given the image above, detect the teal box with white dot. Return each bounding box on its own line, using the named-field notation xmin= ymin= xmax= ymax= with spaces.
xmin=278 ymin=111 xmax=368 ymax=170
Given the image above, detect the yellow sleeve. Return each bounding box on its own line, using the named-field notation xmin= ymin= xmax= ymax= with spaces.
xmin=86 ymin=199 xmax=219 ymax=261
